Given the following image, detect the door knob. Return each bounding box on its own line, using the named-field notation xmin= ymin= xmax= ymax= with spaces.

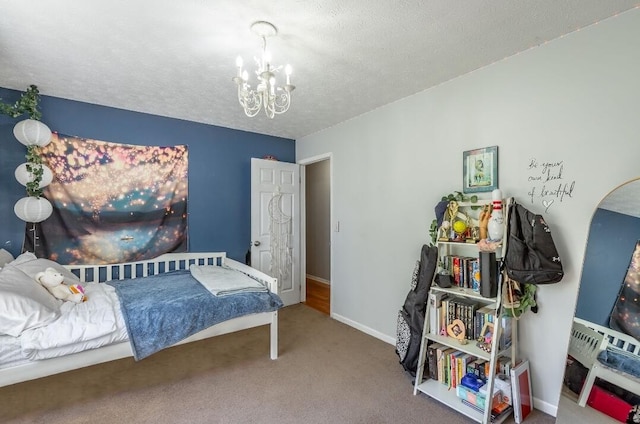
xmin=253 ymin=241 xmax=261 ymax=246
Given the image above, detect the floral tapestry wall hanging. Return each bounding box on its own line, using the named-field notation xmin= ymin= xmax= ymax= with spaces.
xmin=26 ymin=133 xmax=188 ymax=265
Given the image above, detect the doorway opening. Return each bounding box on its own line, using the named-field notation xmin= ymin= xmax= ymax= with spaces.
xmin=300 ymin=154 xmax=331 ymax=315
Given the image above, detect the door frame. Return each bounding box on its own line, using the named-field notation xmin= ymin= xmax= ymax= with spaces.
xmin=298 ymin=152 xmax=332 ymax=311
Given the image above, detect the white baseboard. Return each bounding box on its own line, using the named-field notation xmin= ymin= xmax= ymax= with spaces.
xmin=533 ymin=398 xmax=557 ymax=418
xmin=306 ymin=274 xmax=330 ymax=285
xmin=331 ymin=312 xmax=395 ymax=346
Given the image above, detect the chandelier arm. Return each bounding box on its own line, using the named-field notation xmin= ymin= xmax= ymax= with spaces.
xmin=238 ymin=86 xmax=262 ymax=117
xmin=271 ymin=91 xmax=291 ymax=115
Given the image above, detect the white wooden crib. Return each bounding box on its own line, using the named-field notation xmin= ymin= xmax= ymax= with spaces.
xmin=568 ymin=317 xmax=640 ymax=407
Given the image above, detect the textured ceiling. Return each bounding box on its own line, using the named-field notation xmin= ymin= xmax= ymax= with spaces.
xmin=1 ymin=1 xmax=638 ymax=140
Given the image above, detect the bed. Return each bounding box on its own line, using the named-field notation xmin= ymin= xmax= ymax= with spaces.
xmin=0 ymin=251 xmax=281 ymax=388
xmin=568 ymin=317 xmax=640 ymax=407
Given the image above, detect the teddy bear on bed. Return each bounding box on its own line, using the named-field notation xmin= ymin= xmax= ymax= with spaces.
xmin=35 ymin=267 xmax=86 ymax=303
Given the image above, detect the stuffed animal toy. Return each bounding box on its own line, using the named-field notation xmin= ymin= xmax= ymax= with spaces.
xmin=35 ymin=267 xmax=86 ymax=303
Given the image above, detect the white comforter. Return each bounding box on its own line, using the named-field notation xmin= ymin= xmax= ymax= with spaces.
xmin=19 ymin=282 xmax=128 ymax=360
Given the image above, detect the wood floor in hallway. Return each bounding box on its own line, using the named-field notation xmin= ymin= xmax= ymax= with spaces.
xmin=304 ymin=277 xmax=330 ymax=315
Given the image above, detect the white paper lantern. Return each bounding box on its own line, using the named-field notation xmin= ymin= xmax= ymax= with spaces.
xmin=13 ymin=119 xmax=52 ymax=147
xmin=14 ymin=163 xmax=53 ymax=188
xmin=14 ymin=196 xmax=53 ymax=223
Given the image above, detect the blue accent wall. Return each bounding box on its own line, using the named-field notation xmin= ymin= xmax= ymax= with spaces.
xmin=575 ymin=207 xmax=640 ymax=326
xmin=0 ymin=87 xmax=295 ymax=262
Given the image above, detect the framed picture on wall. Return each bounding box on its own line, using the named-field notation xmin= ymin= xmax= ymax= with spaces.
xmin=463 ymin=146 xmax=498 ymax=193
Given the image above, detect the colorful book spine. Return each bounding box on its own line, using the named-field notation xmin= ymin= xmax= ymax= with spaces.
xmin=436 ymin=345 xmax=448 ymax=383
xmin=470 ymin=258 xmax=480 ymax=292
xmin=443 ymin=348 xmax=456 ymax=387
xmin=452 ymin=256 xmax=461 ymax=286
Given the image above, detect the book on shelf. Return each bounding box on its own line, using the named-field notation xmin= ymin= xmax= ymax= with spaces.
xmin=442 ymin=347 xmax=456 ymax=387
xmin=460 ymin=398 xmax=483 ymax=414
xmin=449 ymin=350 xmax=457 ymax=388
xmin=436 ymin=344 xmax=449 ymax=383
xmin=455 ymin=297 xmax=479 ymax=340
xmin=444 ymin=296 xmax=477 ymax=341
xmin=464 ymin=256 xmax=477 ymax=289
xmin=492 ymin=399 xmax=511 ymax=415
xmin=474 ymin=304 xmax=496 ymax=341
xmin=443 ymin=255 xmax=480 ymax=289
xmin=428 ymin=291 xmax=448 ymax=335
xmin=452 ymin=256 xmax=461 ymax=286
xmin=431 ymin=347 xmax=481 ymax=391
xmin=469 ymin=257 xmax=480 ymax=292
xmin=458 ymin=353 xmax=475 ymax=387
xmin=466 ymin=358 xmax=479 ymax=376
xmin=427 ymin=343 xmax=445 ymax=380
xmin=446 ymin=299 xmax=457 ymax=332
xmin=439 ymin=298 xmax=447 ymax=335
xmin=460 ymin=398 xmax=513 ymax=422
xmin=474 ymin=359 xmax=488 ymax=381
xmin=450 ymin=350 xmax=465 ymax=388
xmin=492 ymin=402 xmax=514 ymax=421
xmin=441 ymin=297 xmax=450 ymax=330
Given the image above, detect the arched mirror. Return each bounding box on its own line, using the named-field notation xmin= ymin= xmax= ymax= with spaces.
xmin=557 ymin=178 xmax=640 ymax=423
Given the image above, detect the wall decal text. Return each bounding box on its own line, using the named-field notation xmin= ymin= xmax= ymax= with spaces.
xmin=526 ymin=158 xmax=575 ymax=212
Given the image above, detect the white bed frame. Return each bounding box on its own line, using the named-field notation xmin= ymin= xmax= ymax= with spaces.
xmin=568 ymin=317 xmax=640 ymax=406
xmin=0 ymin=252 xmax=279 ymax=388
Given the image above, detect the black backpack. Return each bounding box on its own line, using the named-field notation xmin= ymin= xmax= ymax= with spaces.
xmin=504 ymin=201 xmax=564 ymax=285
xmin=396 ymin=244 xmax=437 ymax=376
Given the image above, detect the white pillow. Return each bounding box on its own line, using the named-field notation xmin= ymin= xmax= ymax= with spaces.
xmin=0 ymin=249 xmax=14 ymax=267
xmin=0 ymin=264 xmax=61 ymax=337
xmin=10 ymin=252 xmax=81 ymax=285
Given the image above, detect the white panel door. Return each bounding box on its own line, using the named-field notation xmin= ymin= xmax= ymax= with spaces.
xmin=251 ymin=158 xmax=300 ymax=306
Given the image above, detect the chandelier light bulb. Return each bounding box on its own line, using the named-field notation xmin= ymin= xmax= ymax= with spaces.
xmin=236 ymin=56 xmax=243 ymax=78
xmin=285 ymin=64 xmax=292 ymax=85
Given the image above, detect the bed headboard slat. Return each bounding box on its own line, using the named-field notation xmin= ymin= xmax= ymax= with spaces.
xmin=65 ymin=252 xmax=228 ymax=284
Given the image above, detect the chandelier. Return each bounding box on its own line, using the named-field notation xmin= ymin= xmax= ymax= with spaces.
xmin=232 ymin=21 xmax=295 ymax=118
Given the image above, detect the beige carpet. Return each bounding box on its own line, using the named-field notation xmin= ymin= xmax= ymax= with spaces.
xmin=1 ymin=305 xmax=555 ymax=424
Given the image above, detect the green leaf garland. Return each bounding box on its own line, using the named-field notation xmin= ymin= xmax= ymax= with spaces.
xmin=1 ymin=85 xmax=46 ymax=198
xmin=0 ymin=85 xmax=42 ymax=120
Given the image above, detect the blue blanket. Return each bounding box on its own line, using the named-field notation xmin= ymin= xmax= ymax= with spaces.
xmin=597 ymin=347 xmax=640 ymax=379
xmin=107 ymin=270 xmax=283 ymax=360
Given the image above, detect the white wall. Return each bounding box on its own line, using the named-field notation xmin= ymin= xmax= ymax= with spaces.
xmin=296 ymin=8 xmax=640 ymax=416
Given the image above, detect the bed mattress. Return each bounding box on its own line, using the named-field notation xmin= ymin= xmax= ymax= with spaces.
xmin=0 ymin=335 xmax=30 ymax=370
